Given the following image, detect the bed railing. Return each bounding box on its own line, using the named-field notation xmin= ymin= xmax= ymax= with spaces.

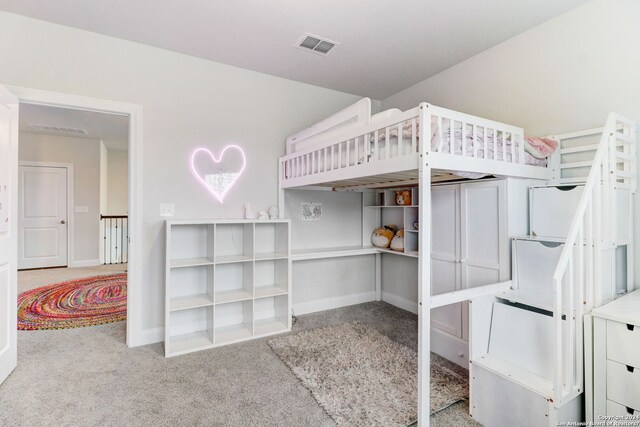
xmin=551 ymin=113 xmax=636 ymax=407
xmin=280 ymin=103 xmax=534 ymax=186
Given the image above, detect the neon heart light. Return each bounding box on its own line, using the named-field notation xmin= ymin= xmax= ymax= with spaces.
xmin=190 ymin=145 xmax=246 ymax=203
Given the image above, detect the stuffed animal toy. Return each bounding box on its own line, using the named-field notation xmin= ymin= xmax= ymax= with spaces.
xmin=390 ymin=229 xmax=405 ymax=252
xmin=371 ymin=225 xmax=397 ymax=248
xmin=396 ymin=190 xmax=412 ymax=206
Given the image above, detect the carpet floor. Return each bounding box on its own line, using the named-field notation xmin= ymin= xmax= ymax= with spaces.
xmin=18 ymin=264 xmax=127 ymax=293
xmin=0 ymin=302 xmax=481 ymax=427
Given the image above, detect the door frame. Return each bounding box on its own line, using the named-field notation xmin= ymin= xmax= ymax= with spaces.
xmin=18 ymin=161 xmax=74 ymax=269
xmin=8 ymin=85 xmax=143 ymax=347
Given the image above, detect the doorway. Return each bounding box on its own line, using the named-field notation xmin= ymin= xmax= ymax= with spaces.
xmin=8 ymin=86 xmax=142 ymax=347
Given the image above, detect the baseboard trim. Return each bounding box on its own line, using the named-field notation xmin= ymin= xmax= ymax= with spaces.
xmin=69 ymin=259 xmax=101 ymax=268
xmin=293 ymin=291 xmax=376 ymax=315
xmin=129 ymin=326 xmax=164 ymax=347
xmin=381 ymin=291 xmax=418 ymax=314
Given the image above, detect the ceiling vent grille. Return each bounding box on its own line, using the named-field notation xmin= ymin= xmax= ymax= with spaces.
xmin=296 ymin=33 xmax=338 ymax=55
xmin=27 ymin=123 xmax=89 ymax=136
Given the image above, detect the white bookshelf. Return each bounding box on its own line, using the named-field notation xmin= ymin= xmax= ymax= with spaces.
xmin=164 ymin=219 xmax=291 ymax=357
xmin=363 ymin=187 xmax=420 ymax=255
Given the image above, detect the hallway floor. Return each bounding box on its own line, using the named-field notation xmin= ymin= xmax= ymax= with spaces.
xmin=18 ymin=264 xmax=127 ymax=293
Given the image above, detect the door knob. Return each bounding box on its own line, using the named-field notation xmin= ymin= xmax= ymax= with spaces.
xmin=60 ymin=220 xmax=66 ymax=224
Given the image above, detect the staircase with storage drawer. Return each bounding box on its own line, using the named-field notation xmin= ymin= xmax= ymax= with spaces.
xmin=469 ymin=114 xmax=637 ymax=427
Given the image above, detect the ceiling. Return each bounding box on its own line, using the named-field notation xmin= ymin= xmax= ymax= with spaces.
xmin=0 ymin=0 xmax=587 ymax=99
xmin=19 ymin=103 xmax=129 ymax=151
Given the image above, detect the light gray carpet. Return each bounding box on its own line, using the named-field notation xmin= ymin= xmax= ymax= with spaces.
xmin=269 ymin=321 xmax=468 ymax=426
xmin=0 ymin=302 xmax=480 ymax=426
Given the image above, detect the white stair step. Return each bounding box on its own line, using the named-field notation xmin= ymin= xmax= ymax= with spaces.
xmin=498 ymin=289 xmax=572 ymax=314
xmin=529 ymin=185 xmax=583 ymax=239
xmin=472 ymin=354 xmax=554 ymax=399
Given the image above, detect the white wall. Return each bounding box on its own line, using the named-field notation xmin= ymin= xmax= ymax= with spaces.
xmin=0 ymin=11 xmax=364 ymax=344
xmin=382 ymin=0 xmax=640 ymax=289
xmin=106 ymin=148 xmax=128 ymax=215
xmin=383 ymin=0 xmax=640 ymax=137
xmin=19 ymin=132 xmax=101 ymax=265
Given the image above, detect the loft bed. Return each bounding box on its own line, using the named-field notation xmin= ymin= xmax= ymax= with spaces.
xmin=279 ymin=98 xmax=553 ymax=191
xmin=277 ymin=98 xmax=560 ymax=426
xmin=279 ymin=101 xmax=637 ymax=426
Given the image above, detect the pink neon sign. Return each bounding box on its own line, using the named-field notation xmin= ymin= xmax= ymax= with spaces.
xmin=189 ymin=145 xmax=246 ymax=203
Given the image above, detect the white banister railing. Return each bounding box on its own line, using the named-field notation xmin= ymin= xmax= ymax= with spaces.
xmin=551 ymin=113 xmax=636 ymax=406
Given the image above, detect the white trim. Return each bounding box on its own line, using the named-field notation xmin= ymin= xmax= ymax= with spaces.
xmin=18 ymin=161 xmax=75 ymax=268
xmin=70 ymin=259 xmax=101 ymax=268
xmin=7 ymin=85 xmax=144 ymax=348
xmin=381 ymin=291 xmax=418 ymax=314
xmin=292 ymin=291 xmax=375 ymax=315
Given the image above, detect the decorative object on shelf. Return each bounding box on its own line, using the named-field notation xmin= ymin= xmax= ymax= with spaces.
xmin=371 ymin=225 xmax=397 ymax=248
xmin=413 ymin=221 xmax=419 ymax=230
xmin=395 ymin=190 xmax=412 ymax=206
xmin=244 ymin=203 xmax=254 ymax=219
xmin=268 ymin=206 xmax=279 ymax=219
xmin=390 ymin=229 xmax=405 ymax=252
xmin=301 ymin=202 xmax=322 ymax=221
xmin=189 ymin=144 xmax=246 ymax=203
xmin=258 ymin=210 xmax=269 ymax=220
xmin=18 ymin=274 xmax=127 ymax=330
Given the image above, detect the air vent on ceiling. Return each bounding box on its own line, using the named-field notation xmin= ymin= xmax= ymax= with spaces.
xmin=28 ymin=123 xmax=89 ymax=136
xmin=296 ymin=33 xmax=338 ymax=55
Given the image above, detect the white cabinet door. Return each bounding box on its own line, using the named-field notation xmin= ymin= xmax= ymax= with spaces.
xmin=18 ymin=165 xmax=68 ymax=269
xmin=460 ymin=180 xmax=506 ymax=340
xmin=0 ymin=84 xmax=18 ymax=386
xmin=431 ymin=185 xmax=462 ymax=337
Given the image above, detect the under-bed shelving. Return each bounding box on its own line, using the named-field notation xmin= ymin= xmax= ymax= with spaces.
xmin=164 ymin=219 xmax=291 ymax=357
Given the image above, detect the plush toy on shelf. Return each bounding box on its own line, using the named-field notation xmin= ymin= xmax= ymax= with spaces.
xmin=390 ymin=229 xmax=405 ymax=252
xmin=395 ymin=190 xmax=412 ymax=206
xmin=371 ymin=225 xmax=397 ymax=248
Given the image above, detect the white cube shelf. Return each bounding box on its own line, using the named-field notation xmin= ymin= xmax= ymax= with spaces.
xmin=165 ymin=219 xmax=291 ymax=357
xmin=254 ymin=294 xmax=289 ymax=336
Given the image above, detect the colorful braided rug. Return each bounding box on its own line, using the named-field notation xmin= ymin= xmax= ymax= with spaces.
xmin=17 ymin=273 xmax=127 ymax=330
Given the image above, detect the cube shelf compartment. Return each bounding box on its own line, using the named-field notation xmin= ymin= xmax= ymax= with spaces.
xmin=165 ymin=219 xmax=291 ymax=357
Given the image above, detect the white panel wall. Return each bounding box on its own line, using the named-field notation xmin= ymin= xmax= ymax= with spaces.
xmin=285 ymin=189 xmax=376 ymax=312
xmin=382 ymin=0 xmax=640 ymax=288
xmin=19 ymin=132 xmax=101 ymax=265
xmin=0 ymin=11 xmax=364 ymax=343
xmin=106 ymin=148 xmax=128 ymax=215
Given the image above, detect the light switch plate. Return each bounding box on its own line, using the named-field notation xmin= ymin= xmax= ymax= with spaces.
xmin=159 ymin=203 xmax=175 ymax=217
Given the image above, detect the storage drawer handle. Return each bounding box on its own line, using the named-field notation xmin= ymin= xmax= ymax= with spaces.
xmin=628 ymin=324 xmax=635 ymax=331
xmin=627 ymin=365 xmax=635 ymax=373
xmin=627 ymin=407 xmax=635 ymax=415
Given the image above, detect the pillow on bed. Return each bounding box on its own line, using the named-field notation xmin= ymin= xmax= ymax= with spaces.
xmin=523 ymin=136 xmax=558 ymax=159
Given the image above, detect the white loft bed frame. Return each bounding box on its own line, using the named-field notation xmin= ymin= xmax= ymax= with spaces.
xmin=279 ymin=98 xmax=550 ymax=191
xmin=277 ymin=98 xmax=556 ymax=426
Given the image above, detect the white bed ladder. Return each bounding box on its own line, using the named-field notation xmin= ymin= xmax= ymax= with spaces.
xmin=549 ymin=113 xmax=636 ymax=406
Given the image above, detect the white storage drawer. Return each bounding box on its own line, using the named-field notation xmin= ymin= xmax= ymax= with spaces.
xmin=530 ymin=185 xmax=583 ymax=238
xmin=607 ymin=399 xmax=640 ymax=417
xmin=607 ymin=360 xmax=640 ymax=412
xmin=530 ymin=186 xmax=631 ymax=241
xmin=607 ymin=320 xmax=640 ymax=369
xmin=513 ymin=238 xmax=565 ymax=300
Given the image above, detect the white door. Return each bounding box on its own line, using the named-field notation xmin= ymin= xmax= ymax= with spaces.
xmin=18 ymin=166 xmax=68 ymax=269
xmin=460 ymin=180 xmax=506 ymax=340
xmin=0 ymin=84 xmax=19 ymax=385
xmin=431 ymin=184 xmax=462 ymax=337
